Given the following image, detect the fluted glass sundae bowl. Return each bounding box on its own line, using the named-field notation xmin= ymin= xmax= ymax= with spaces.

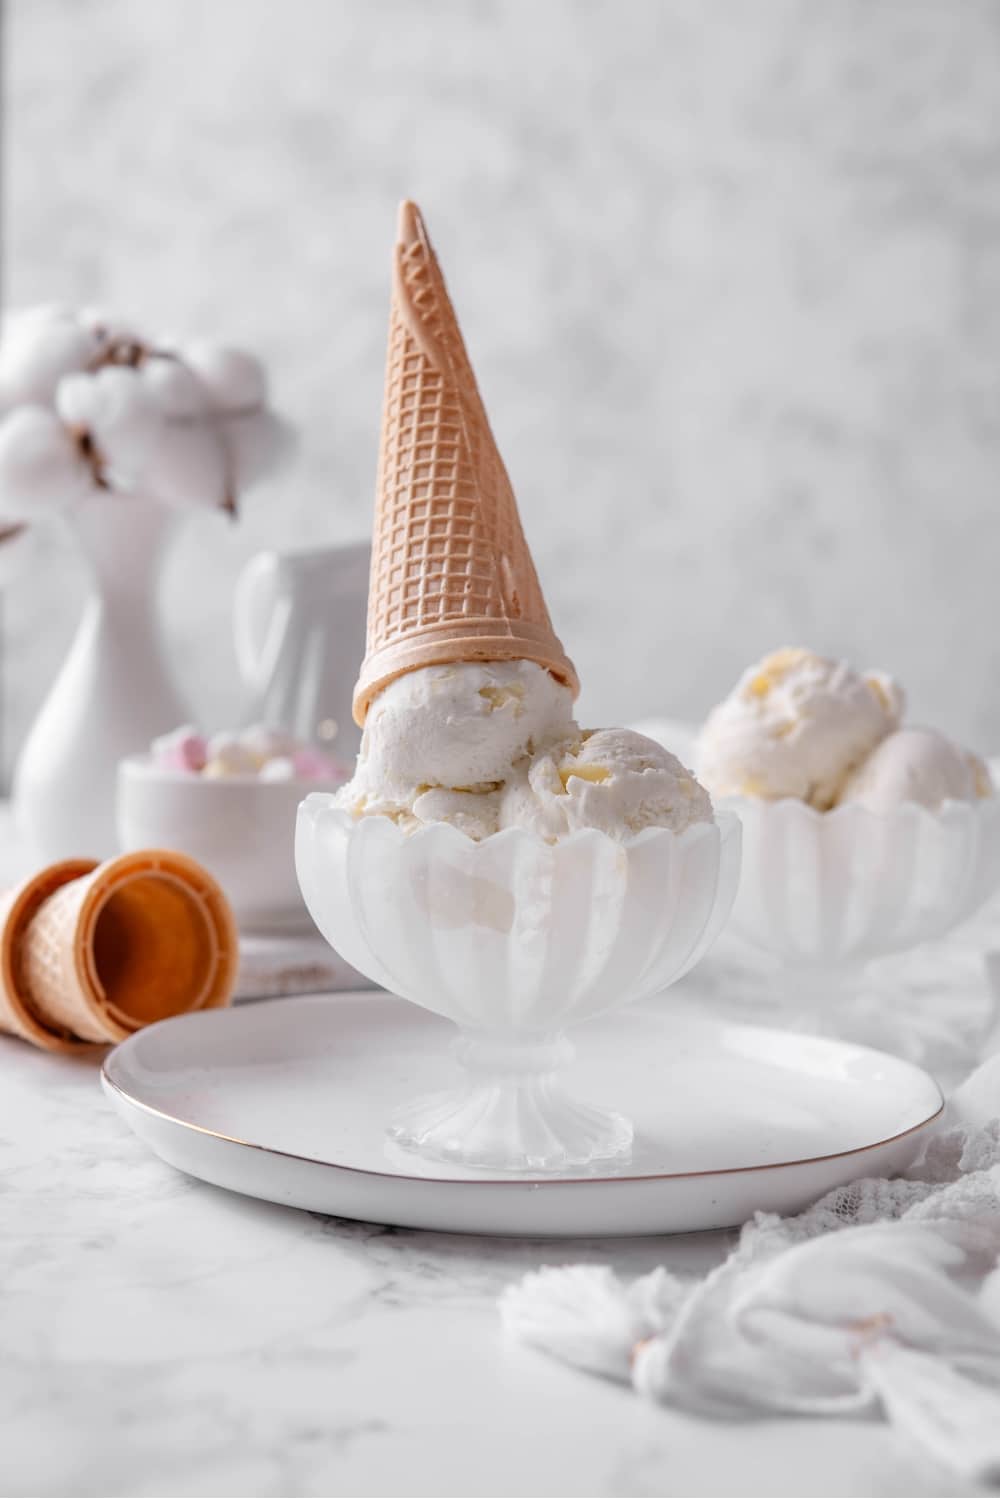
xmin=296 ymin=800 xmax=741 ymax=1173
xmin=723 ymin=794 xmax=1000 ymax=1027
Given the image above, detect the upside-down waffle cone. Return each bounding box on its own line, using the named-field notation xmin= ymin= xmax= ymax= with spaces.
xmin=352 ymin=200 xmax=578 ymax=725
xmin=0 ymin=849 xmax=238 ymax=1050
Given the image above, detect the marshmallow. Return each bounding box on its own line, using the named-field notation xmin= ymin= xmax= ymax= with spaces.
xmin=258 ymin=757 xmax=296 ymax=783
xmin=237 ymin=723 xmax=300 ymax=760
xmin=288 ymin=746 xmax=344 ymax=781
xmin=151 ymin=725 xmax=208 ymax=774
xmin=259 ymin=749 xmax=344 ymax=783
xmin=203 ymin=733 xmax=260 ymax=777
xmin=150 ymin=724 xmax=345 ymax=783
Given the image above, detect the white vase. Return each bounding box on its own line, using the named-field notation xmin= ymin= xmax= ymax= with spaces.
xmin=13 ymin=492 xmax=189 ymax=861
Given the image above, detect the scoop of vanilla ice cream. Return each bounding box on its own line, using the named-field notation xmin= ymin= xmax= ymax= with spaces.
xmin=409 ymin=786 xmax=501 ymax=840
xmin=838 ymin=727 xmax=993 ymax=812
xmin=697 ymin=647 xmax=904 ymax=810
xmin=334 ymin=659 xmax=575 ymax=832
xmin=499 ymin=728 xmax=713 ymax=840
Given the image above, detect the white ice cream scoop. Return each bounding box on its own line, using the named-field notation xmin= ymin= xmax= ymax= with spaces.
xmin=336 ymin=658 xmax=577 ymax=831
xmin=697 ymin=647 xmax=904 ymax=810
xmin=839 ymin=726 xmax=992 ymax=812
xmin=362 ymin=659 xmax=574 ymax=789
xmin=499 ymin=728 xmax=712 ymax=840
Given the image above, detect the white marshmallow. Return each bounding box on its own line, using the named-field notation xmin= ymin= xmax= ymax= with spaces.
xmin=203 ymin=733 xmax=260 ymax=776
xmin=258 ymin=756 xmax=296 ymax=783
xmin=238 ymin=723 xmax=300 ymax=760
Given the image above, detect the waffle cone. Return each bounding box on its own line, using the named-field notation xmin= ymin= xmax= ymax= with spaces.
xmin=1 ymin=850 xmax=238 ymax=1050
xmin=352 ymin=200 xmax=578 ymax=724
xmin=0 ymin=860 xmax=99 ymax=1052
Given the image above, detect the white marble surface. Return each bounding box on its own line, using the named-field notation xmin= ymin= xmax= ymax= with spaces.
xmin=3 ymin=881 xmax=999 ymax=1495
xmin=6 ymin=0 xmax=1000 ymax=777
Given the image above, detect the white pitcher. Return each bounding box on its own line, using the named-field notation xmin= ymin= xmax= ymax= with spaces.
xmin=233 ymin=540 xmax=371 ymax=764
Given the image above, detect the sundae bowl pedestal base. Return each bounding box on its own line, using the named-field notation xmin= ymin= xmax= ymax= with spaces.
xmin=387 ymin=1030 xmax=633 ymax=1173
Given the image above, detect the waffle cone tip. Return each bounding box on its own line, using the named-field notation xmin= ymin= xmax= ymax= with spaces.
xmin=397 ymin=198 xmax=425 ymax=248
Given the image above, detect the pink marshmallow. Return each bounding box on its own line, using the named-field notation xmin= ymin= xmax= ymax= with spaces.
xmin=151 ymin=725 xmax=208 ymax=773
xmin=288 ymin=746 xmax=346 ymax=782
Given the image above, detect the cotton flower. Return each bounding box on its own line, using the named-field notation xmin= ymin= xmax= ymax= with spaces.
xmin=0 ymin=406 xmax=94 ymax=520
xmin=182 ymin=341 xmax=268 ymax=412
xmin=78 ymin=306 xmax=144 ymax=348
xmin=0 ymin=306 xmax=102 ymax=411
xmin=0 ymin=304 xmax=293 ymax=522
xmin=56 ymin=366 xmax=161 ymax=492
xmin=137 ymin=355 xmax=205 ymax=419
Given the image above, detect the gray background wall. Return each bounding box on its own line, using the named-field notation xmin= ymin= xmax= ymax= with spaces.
xmin=6 ymin=0 xmax=1000 ymax=771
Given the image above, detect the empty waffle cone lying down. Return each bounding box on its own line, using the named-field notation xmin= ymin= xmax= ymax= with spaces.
xmin=0 ymin=849 xmax=239 ymax=1052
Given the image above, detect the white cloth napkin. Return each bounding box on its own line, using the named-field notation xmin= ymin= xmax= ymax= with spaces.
xmin=502 ymin=1055 xmax=1000 ymax=1485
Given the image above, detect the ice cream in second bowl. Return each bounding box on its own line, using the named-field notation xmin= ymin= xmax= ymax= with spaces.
xmin=297 ymin=201 xmax=740 ymax=1173
xmin=695 ymin=648 xmax=1000 ymax=975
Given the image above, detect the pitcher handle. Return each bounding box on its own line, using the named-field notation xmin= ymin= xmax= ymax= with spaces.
xmin=233 ymin=550 xmax=280 ymax=691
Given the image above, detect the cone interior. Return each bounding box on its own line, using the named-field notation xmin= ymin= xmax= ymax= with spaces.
xmin=352 ymin=200 xmax=578 ymax=723
xmin=84 ymin=871 xmax=218 ymax=1028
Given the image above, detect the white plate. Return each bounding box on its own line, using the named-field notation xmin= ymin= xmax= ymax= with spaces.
xmin=102 ymin=992 xmax=943 ymax=1237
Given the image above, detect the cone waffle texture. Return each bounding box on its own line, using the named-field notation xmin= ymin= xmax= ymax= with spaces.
xmin=0 ymin=860 xmax=97 ymax=1052
xmin=352 ymin=201 xmax=578 ymax=724
xmin=0 ymin=849 xmax=239 ymax=1051
xmin=19 ymin=872 xmax=113 ymax=1043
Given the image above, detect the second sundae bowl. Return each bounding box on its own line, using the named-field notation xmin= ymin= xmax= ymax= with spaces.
xmin=296 ymin=798 xmax=742 ymax=1173
xmin=722 ymin=794 xmax=1000 ymax=1023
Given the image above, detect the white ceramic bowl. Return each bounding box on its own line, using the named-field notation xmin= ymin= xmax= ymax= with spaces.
xmin=118 ymin=757 xmax=341 ymax=934
xmin=724 ymin=794 xmax=1000 ymax=964
xmin=295 ymin=800 xmax=741 ymax=1172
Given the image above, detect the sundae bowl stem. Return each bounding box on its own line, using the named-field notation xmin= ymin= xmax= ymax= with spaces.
xmin=388 ymin=1026 xmax=634 ymax=1174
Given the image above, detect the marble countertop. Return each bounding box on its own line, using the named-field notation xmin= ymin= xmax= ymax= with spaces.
xmin=0 ymin=1035 xmax=974 ymax=1500
xmin=2 ymin=816 xmax=998 ymax=1496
